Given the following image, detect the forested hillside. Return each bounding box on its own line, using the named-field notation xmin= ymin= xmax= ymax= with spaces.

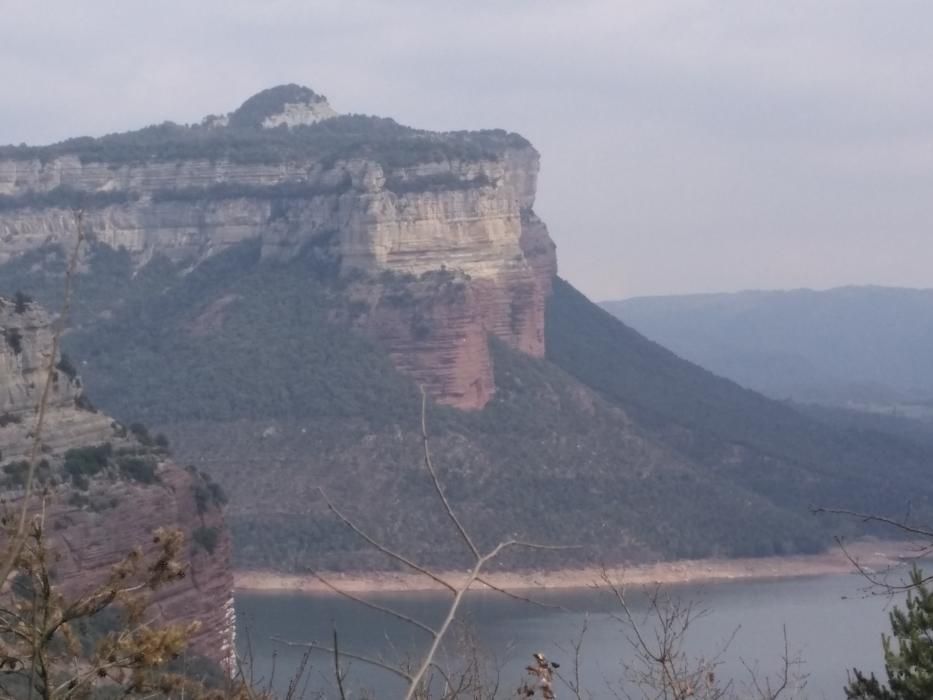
xmin=3 ymin=245 xmax=931 ymax=571
xmin=604 ymin=287 xmax=933 ymax=405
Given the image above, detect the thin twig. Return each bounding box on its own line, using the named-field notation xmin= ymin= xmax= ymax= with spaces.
xmin=0 ymin=212 xmax=86 ymax=589
xmin=306 ymin=569 xmax=437 ymax=636
xmin=419 ymin=387 xmax=480 ymax=559
xmin=271 ymin=637 xmax=414 ymax=683
xmin=319 ymin=488 xmax=456 ymax=594
xmin=332 ymin=627 xmax=347 ymax=700
xmin=475 ymin=576 xmax=569 ymax=611
xmin=812 ymin=506 xmax=933 ymax=540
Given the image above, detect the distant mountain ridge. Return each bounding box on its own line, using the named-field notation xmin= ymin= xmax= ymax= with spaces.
xmin=603 ymin=286 xmax=933 ymax=405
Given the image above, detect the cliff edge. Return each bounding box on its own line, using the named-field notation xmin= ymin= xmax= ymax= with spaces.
xmin=0 ymin=296 xmax=235 ymax=666
xmin=0 ymin=85 xmax=557 ymax=408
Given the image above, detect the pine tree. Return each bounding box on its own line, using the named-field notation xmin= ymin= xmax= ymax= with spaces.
xmin=846 ymin=567 xmax=933 ymax=699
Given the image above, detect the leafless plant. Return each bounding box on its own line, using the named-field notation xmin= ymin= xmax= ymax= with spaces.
xmin=597 ymin=570 xmax=806 ymax=700
xmin=552 ymin=617 xmax=589 ymax=700
xmin=0 ymin=211 xmax=87 ymax=590
xmin=274 ymin=388 xmax=574 ymax=699
xmin=813 ymin=506 xmax=933 ymax=593
xmin=738 ymin=627 xmax=806 ymax=700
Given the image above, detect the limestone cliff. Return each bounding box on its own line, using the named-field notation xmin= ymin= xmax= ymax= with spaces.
xmin=0 ymin=297 xmax=235 ymax=666
xmin=0 ymin=86 xmax=557 ymax=409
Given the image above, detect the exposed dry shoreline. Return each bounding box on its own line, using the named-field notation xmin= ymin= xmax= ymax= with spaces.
xmin=235 ymin=540 xmax=920 ymax=595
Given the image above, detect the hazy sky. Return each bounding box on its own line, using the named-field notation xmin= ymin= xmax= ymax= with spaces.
xmin=3 ymin=0 xmax=932 ymax=300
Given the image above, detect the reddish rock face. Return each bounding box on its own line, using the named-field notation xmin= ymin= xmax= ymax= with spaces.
xmin=0 ymin=297 xmax=235 ymax=668
xmin=354 ymin=275 xmax=491 ymax=410
xmin=44 ymin=464 xmax=236 ymax=667
xmin=357 ymin=206 xmax=557 ymax=411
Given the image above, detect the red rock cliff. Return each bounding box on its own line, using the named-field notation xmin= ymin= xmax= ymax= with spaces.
xmin=348 ymin=150 xmax=558 ymax=410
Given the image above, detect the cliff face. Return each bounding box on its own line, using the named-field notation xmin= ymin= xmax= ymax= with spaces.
xmin=0 ymin=87 xmax=557 ymax=408
xmin=0 ymin=300 xmax=113 ymax=458
xmin=0 ymin=298 xmax=235 ymax=666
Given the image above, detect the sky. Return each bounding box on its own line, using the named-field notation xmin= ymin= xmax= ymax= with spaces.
xmin=2 ymin=0 xmax=933 ymax=300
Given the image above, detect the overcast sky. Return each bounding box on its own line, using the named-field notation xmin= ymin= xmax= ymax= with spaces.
xmin=2 ymin=0 xmax=932 ymax=300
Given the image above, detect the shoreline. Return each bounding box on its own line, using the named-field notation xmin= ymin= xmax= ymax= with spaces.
xmin=234 ymin=540 xmax=921 ymax=595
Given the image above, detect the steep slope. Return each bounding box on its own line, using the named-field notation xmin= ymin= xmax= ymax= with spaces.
xmin=603 ymin=287 xmax=933 ymax=404
xmin=0 ymin=86 xmax=556 ymax=409
xmin=1 ymin=86 xmax=931 ymax=572
xmin=549 ymin=280 xmax=933 ymax=521
xmin=3 ymin=248 xmax=931 ymax=571
xmin=0 ymin=297 xmax=235 ymax=665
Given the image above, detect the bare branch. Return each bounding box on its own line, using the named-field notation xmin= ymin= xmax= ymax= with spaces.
xmin=306 ymin=569 xmax=437 ymax=636
xmin=419 ymin=387 xmax=481 ymax=561
xmin=834 ymin=536 xmax=933 ymax=593
xmin=332 ymin=627 xmax=347 ymax=700
xmin=271 ymin=637 xmax=414 ymax=683
xmin=812 ymin=506 xmax=933 ymax=540
xmin=318 ymin=488 xmax=456 ymax=594
xmin=474 ymin=576 xmax=569 ymax=612
xmin=0 ymin=213 xmax=86 ymax=589
xmin=553 ymin=615 xmax=589 ymax=700
xmin=318 ymin=392 xmax=576 ymax=700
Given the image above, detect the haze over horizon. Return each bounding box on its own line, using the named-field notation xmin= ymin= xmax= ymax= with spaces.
xmin=3 ymin=0 xmax=932 ymax=299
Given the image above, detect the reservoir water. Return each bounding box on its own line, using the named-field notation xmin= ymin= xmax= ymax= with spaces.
xmin=236 ymin=571 xmax=906 ymax=698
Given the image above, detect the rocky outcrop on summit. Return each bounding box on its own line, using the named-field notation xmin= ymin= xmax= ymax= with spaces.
xmin=0 ymin=298 xmax=235 ymax=666
xmin=0 ymin=86 xmax=557 ymax=408
xmin=216 ymin=83 xmax=338 ymax=129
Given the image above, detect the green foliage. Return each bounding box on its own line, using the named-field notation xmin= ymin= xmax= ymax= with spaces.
xmin=74 ymin=393 xmax=96 ymax=412
xmin=227 ymin=84 xmax=324 ymax=128
xmin=546 ymin=278 xmax=933 ymax=529
xmin=0 ymin=114 xmax=529 ymax=168
xmin=4 ymin=328 xmax=22 ymax=355
xmin=62 ymin=442 xmax=159 ymax=487
xmin=0 ymin=186 xmax=138 ymax=212
xmin=192 ymin=526 xmax=220 ymax=555
xmin=150 ymin=178 xmax=352 ymax=203
xmin=12 ymin=290 xmax=31 ymax=313
xmin=5 ymin=243 xmax=933 ymax=570
xmin=129 ymin=422 xmax=156 ymax=447
xmin=117 ymin=456 xmax=158 ymax=484
xmin=58 ymin=240 xmax=421 ymax=426
xmin=193 ymin=470 xmax=227 ymax=516
xmin=63 ymin=443 xmax=112 ymax=482
xmin=385 ymin=172 xmax=492 ymax=194
xmin=846 ymin=568 xmax=933 ymax=699
xmin=129 ymin=423 xmax=149 ymax=439
xmin=56 ymin=352 xmax=78 ymax=380
xmin=0 ymin=242 xmax=171 ymax=337
xmin=0 ymin=412 xmax=21 ymax=427
xmin=2 ymin=460 xmax=30 ymax=488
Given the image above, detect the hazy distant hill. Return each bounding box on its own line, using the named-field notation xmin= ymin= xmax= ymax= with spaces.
xmin=603 ymin=287 xmax=933 ymax=405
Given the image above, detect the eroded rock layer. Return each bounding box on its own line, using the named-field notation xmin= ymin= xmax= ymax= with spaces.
xmin=0 ymin=88 xmax=558 ymax=408
xmin=0 ymin=298 xmax=235 ymax=666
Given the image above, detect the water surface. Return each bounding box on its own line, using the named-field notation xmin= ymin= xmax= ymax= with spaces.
xmin=237 ymin=572 xmax=903 ymax=698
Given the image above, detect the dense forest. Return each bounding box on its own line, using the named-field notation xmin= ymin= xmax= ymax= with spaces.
xmin=2 ymin=242 xmax=932 ymax=571
xmin=0 ymin=113 xmax=528 ymax=168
